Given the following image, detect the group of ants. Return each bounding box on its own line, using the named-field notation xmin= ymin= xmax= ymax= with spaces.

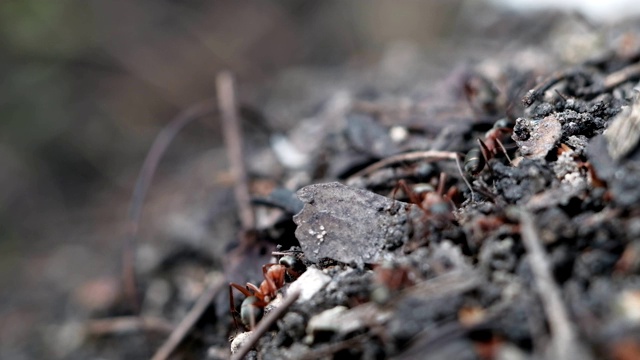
xmin=229 ymin=75 xmax=531 ymax=333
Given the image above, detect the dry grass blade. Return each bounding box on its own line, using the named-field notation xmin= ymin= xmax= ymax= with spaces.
xmin=518 ymin=209 xmax=592 ymax=360
xmin=522 ymin=69 xmax=579 ymax=106
xmin=87 ymin=316 xmax=174 ymax=336
xmin=216 ymin=71 xmax=255 ymax=233
xmin=347 ymin=150 xmax=460 ymax=180
xmin=123 ymin=99 xmax=218 ymax=312
xmin=150 ymin=274 xmax=225 ymax=360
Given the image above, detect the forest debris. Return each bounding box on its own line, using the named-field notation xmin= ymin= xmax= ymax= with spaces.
xmin=230 ymin=331 xmax=252 ymax=355
xmin=588 ymin=135 xmax=640 ymax=207
xmin=252 ymin=187 xmax=304 ymax=214
xmin=306 ymin=306 xmax=350 ymax=336
xmin=151 ymin=273 xmax=225 ymax=360
xmin=604 ymin=94 xmax=640 ymax=161
xmin=616 ymin=290 xmax=640 ymax=323
xmin=346 ymin=113 xmax=400 ymax=158
xmin=522 ymin=69 xmax=581 ymax=106
xmin=87 ymin=316 xmax=173 ymax=336
xmin=271 ymin=134 xmax=309 ymax=169
xmin=517 ymin=209 xmax=592 ymax=360
xmin=293 ymin=182 xmax=419 ymax=264
xmin=513 ymin=115 xmax=562 ymax=159
xmin=306 ymin=303 xmax=387 ymax=342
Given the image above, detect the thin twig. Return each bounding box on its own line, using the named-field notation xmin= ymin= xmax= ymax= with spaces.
xmin=347 ymin=150 xmax=460 ymax=181
xmin=87 ymin=316 xmax=174 ymax=336
xmin=123 ymin=99 xmax=218 ymax=312
xmin=518 ymin=209 xmax=592 ymax=360
xmin=522 ymin=69 xmax=581 ymax=106
xmin=231 ymin=289 xmax=301 ymax=360
xmin=578 ymin=62 xmax=640 ymax=96
xmin=299 ymin=333 xmax=369 ymax=360
xmin=216 ymin=71 xmax=255 ymax=233
xmin=151 ymin=274 xmax=226 ymax=360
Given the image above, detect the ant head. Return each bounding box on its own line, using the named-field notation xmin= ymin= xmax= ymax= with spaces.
xmin=278 ymin=255 xmax=298 ymax=268
xmin=240 ymin=296 xmax=264 ymax=329
xmin=493 ymin=118 xmax=512 ymax=129
xmin=279 ymin=255 xmax=305 ymax=280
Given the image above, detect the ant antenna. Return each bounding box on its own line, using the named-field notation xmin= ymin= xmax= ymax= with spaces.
xmin=455 ymin=154 xmax=475 ymax=202
xmin=477 ymin=139 xmax=495 ymax=177
xmin=495 ymin=138 xmax=513 ymax=164
xmin=554 ymin=89 xmax=567 ymax=103
xmin=436 ymin=172 xmax=447 ymax=196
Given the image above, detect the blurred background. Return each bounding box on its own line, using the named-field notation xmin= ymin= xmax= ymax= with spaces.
xmin=1 ymin=0 xmax=638 ymax=358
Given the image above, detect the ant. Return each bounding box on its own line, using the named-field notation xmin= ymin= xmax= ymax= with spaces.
xmin=395 ymin=172 xmax=458 ymax=219
xmin=229 ymin=255 xmax=304 ymax=330
xmin=370 ymin=261 xmax=416 ymax=304
xmin=394 ymin=173 xmax=459 ymax=252
xmin=464 ymin=118 xmax=515 ymax=176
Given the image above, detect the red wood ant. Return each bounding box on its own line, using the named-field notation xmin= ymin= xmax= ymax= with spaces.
xmin=395 ymin=172 xmax=458 ymax=220
xmin=395 ymin=173 xmax=459 ymax=252
xmin=464 ymin=118 xmax=514 ymax=175
xmin=229 ymin=255 xmax=303 ymax=330
xmin=370 ymin=261 xmax=416 ymax=304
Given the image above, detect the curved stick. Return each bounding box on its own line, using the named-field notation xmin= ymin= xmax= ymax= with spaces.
xmin=123 ymin=99 xmax=218 ymax=312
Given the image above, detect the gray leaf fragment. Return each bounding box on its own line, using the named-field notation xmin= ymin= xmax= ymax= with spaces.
xmin=346 ymin=113 xmax=399 ymax=158
xmin=604 ymin=94 xmax=640 ymax=161
xmin=513 ymin=115 xmax=562 ymax=159
xmin=293 ymin=182 xmax=416 ymax=264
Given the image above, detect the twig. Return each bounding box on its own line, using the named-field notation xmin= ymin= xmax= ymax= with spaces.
xmin=123 ymin=99 xmax=218 ymax=312
xmin=347 ymin=150 xmax=460 ymax=181
xmin=522 ymin=69 xmax=581 ymax=106
xmin=299 ymin=333 xmax=369 ymax=360
xmin=151 ymin=274 xmax=225 ymax=360
xmin=231 ymin=289 xmax=301 ymax=360
xmin=601 ymin=62 xmax=640 ymax=89
xmin=518 ymin=209 xmax=592 ymax=360
xmin=87 ymin=316 xmax=173 ymax=336
xmin=216 ymin=71 xmax=255 ymax=233
xmin=578 ymin=62 xmax=640 ymax=96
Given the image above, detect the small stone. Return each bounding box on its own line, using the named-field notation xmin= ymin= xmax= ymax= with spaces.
xmin=307 ymin=306 xmax=348 ymax=335
xmin=230 ymin=331 xmax=252 ymax=354
xmin=287 ymin=267 xmax=331 ymax=303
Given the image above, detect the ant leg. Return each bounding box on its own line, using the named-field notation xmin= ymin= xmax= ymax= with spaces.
xmin=262 ymin=264 xmax=286 ymax=295
xmin=229 ymin=283 xmax=253 ymax=330
xmin=436 ymin=172 xmax=447 ymax=197
xmin=229 ymin=285 xmax=239 ymax=330
xmin=444 ymin=186 xmax=459 ymax=210
xmin=477 ymin=139 xmax=494 ymax=177
xmin=249 ymin=308 xmax=256 ymax=331
xmin=231 ymin=283 xmax=254 ymax=297
xmin=396 ymin=180 xmax=422 ymax=207
xmin=456 ymin=153 xmax=475 ymax=202
xmin=246 ymin=282 xmax=261 ymax=293
xmin=495 ymin=138 xmax=512 ymax=164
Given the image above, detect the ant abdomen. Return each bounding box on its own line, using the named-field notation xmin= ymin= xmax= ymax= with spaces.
xmin=240 ymin=296 xmax=264 ymax=329
xmin=464 ymin=147 xmax=485 ymax=175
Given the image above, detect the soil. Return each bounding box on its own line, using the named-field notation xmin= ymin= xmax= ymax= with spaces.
xmin=34 ymin=7 xmax=640 ymax=360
